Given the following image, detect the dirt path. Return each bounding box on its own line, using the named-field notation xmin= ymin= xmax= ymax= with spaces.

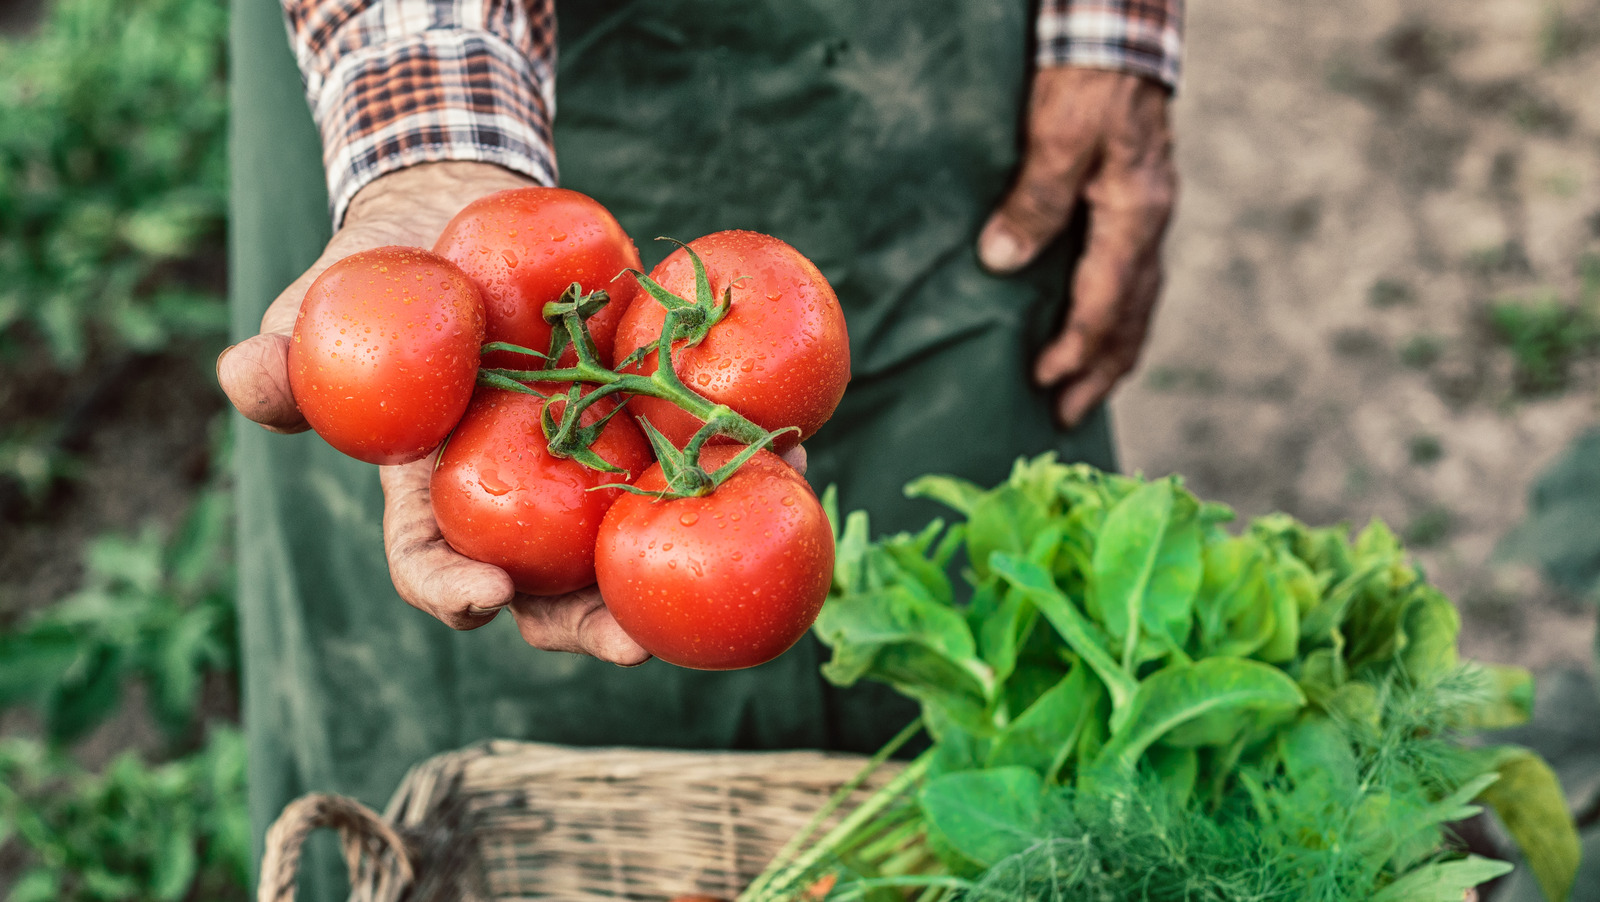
xmin=1116 ymin=0 xmax=1600 ymax=672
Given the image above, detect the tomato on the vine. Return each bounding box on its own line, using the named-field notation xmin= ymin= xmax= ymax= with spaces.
xmin=431 ymin=386 xmax=653 ymax=597
xmin=288 ymin=246 xmax=484 ymax=465
xmin=611 ymin=231 xmax=849 ymax=452
xmin=594 ymin=445 xmax=835 ymax=670
xmin=433 ymin=187 xmax=641 ymax=369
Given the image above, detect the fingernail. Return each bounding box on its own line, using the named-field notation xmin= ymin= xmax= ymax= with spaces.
xmin=978 ymin=224 xmax=1028 ymax=273
xmin=215 ymin=344 xmax=236 ymax=381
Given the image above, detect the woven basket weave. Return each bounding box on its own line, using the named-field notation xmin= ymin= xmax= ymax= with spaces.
xmin=257 ymin=740 xmax=897 ymax=902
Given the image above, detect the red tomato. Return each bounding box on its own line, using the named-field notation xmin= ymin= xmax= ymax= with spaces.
xmin=611 ymin=231 xmax=849 ymax=453
xmin=431 ymin=386 xmax=653 ymax=597
xmin=594 ymin=445 xmax=835 ymax=670
xmin=288 ymin=246 xmax=484 ymax=465
xmin=433 ymin=187 xmax=642 ymax=369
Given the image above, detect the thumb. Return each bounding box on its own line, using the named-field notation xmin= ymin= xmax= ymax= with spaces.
xmin=217 ymin=332 xmax=308 ymax=433
xmin=977 ymin=140 xmax=1095 ymax=276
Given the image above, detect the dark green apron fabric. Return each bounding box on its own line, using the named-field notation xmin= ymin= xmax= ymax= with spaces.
xmin=231 ymin=0 xmax=1116 ymax=896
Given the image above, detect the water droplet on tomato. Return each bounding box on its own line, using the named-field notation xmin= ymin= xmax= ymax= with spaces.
xmin=679 ymin=512 xmax=699 ymax=526
xmin=662 ymin=542 xmax=673 ymax=551
xmin=550 ymin=230 xmax=566 ymax=241
xmin=478 ymin=470 xmax=512 ymax=496
xmin=739 ymin=360 xmax=755 ymax=373
xmin=781 ymin=496 xmax=796 ymax=506
xmin=501 ymin=249 xmax=519 ymax=268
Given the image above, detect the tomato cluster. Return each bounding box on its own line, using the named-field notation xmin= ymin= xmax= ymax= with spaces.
xmin=287 ymin=188 xmax=849 ymax=670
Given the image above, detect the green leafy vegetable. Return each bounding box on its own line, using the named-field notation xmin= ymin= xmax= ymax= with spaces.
xmin=741 ymin=456 xmax=1580 ymax=902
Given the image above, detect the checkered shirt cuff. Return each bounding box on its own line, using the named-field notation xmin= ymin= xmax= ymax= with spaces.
xmin=283 ymin=1 xmax=557 ymax=226
xmin=1037 ymin=0 xmax=1184 ymax=91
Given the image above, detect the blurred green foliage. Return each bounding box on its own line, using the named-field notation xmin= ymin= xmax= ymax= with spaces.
xmin=0 ymin=0 xmax=228 ymax=368
xmin=1487 ymin=294 xmax=1600 ymax=395
xmin=0 ymin=728 xmax=249 ymax=902
xmin=0 ymin=489 xmax=236 ymax=744
xmin=0 ymin=488 xmax=248 ymax=901
xmin=1482 ymin=254 xmax=1600 ymax=396
xmin=0 ymin=0 xmax=245 ymax=897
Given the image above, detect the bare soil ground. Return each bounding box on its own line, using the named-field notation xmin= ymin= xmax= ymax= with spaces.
xmin=1117 ymin=0 xmax=1600 ymax=673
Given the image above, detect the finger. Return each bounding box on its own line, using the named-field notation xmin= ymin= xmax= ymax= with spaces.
xmin=1054 ymin=251 xmax=1162 ymax=427
xmin=780 ymin=444 xmax=807 ymax=475
xmin=1056 ymin=362 xmax=1124 ymax=429
xmin=218 ymin=249 xmax=335 ymax=431
xmin=1035 ymin=160 xmax=1172 ymax=388
xmin=217 ymin=332 xmax=308 ymax=433
xmin=978 ymin=71 xmax=1100 ymax=274
xmin=380 ymin=459 xmax=515 ymax=630
xmin=510 ymin=591 xmax=651 ymax=666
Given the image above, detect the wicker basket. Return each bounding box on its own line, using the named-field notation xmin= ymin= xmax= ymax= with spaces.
xmin=257 ymin=740 xmax=898 ymax=902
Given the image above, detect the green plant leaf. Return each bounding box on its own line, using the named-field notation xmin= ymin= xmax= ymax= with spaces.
xmin=986 ymin=665 xmax=1099 ymax=780
xmin=919 ymin=768 xmax=1047 ymax=869
xmin=991 ymin=553 xmax=1136 ymax=717
xmin=1194 ymin=536 xmax=1276 ymax=659
xmin=1094 ymin=658 xmax=1305 ymax=771
xmin=1088 ymin=479 xmax=1202 ymax=668
xmin=904 ymin=474 xmax=986 ymax=518
xmin=46 ymin=645 xmax=126 ymax=743
xmin=974 ymin=583 xmax=1037 ymax=687
xmin=1398 ymin=587 xmax=1460 ymax=683
xmin=1478 ymin=746 xmax=1581 ymax=902
xmin=1144 ymin=744 xmax=1199 ymax=806
xmin=1255 ymin=562 xmax=1300 ymax=664
xmin=1368 ymin=856 xmax=1514 ymax=902
xmin=966 ymin=484 xmax=1055 ymax=581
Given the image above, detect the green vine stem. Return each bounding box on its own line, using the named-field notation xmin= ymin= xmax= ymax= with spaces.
xmin=475 ymin=247 xmax=790 ymax=498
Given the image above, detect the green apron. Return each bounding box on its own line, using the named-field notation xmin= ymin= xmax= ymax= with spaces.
xmin=231 ymin=0 xmax=1116 ymax=895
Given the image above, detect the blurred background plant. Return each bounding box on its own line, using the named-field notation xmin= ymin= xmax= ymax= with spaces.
xmin=0 ymin=0 xmax=242 ymax=896
xmin=0 ymin=0 xmax=227 ymax=369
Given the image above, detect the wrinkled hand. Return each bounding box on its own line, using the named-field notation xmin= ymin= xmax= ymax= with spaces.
xmin=216 ymin=162 xmax=649 ymax=664
xmin=977 ymin=68 xmax=1177 ymax=428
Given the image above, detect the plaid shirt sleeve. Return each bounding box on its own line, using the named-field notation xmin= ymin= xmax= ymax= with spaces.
xmin=281 ymin=0 xmax=557 ymax=226
xmin=1036 ymin=0 xmax=1184 ymax=91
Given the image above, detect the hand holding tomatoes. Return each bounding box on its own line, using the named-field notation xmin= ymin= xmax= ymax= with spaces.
xmin=218 ymin=164 xmax=653 ymax=664
xmin=227 ymin=173 xmax=850 ymax=671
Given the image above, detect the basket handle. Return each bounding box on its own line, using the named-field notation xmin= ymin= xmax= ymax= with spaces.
xmin=258 ymin=792 xmax=415 ymax=902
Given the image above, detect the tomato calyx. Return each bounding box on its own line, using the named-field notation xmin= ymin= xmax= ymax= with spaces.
xmin=614 ymin=239 xmax=734 ymax=368
xmin=601 ymin=416 xmax=800 ymax=500
xmin=475 ymin=239 xmax=793 ymax=498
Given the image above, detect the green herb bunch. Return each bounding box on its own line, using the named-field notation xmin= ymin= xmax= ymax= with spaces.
xmin=741 ymin=456 xmax=1580 ymax=902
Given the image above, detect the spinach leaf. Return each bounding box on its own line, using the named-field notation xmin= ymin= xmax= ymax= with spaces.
xmin=990 ymin=553 xmax=1137 ymax=718
xmin=1093 ymin=658 xmax=1305 ymax=772
xmin=1087 ymin=479 xmax=1202 ymax=669
xmin=986 ymin=665 xmax=1101 ymax=780
xmin=904 ymin=474 xmax=985 ymax=518
xmin=1397 ymin=586 xmax=1460 ymax=683
xmin=919 ymin=768 xmax=1048 ymax=869
xmin=1194 ymin=536 xmax=1275 ymax=659
xmin=965 ymin=484 xmax=1055 ymax=581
